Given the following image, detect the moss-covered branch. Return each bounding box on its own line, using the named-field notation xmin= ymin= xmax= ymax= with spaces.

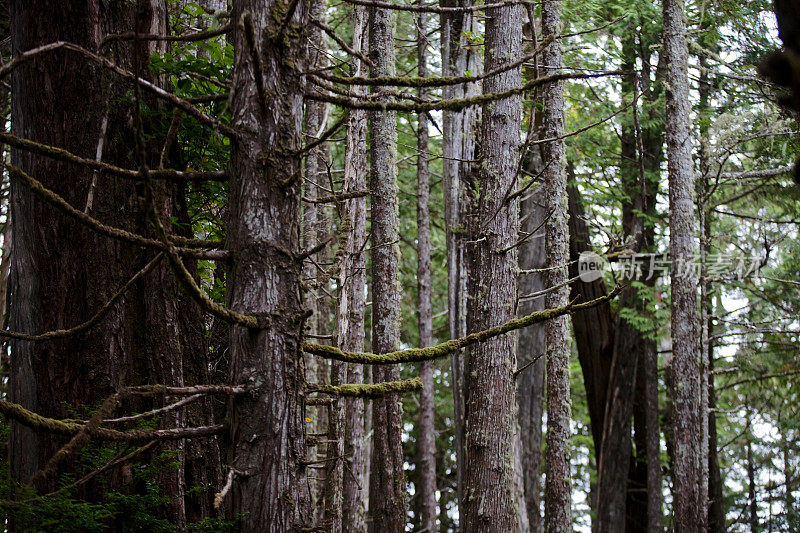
xmin=0 ymin=131 xmax=227 ymax=182
xmin=309 ymin=377 xmax=423 ymax=398
xmin=304 ymin=287 xmax=622 ymax=364
xmin=311 ymin=36 xmax=552 ymax=88
xmin=6 ymin=164 xmax=228 ymax=260
xmin=307 ymin=70 xmax=623 ymax=113
xmin=0 ymin=397 xmax=225 ymax=441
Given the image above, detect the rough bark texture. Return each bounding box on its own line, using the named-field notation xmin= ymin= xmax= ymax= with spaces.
xmin=227 ymin=1 xmax=311 ymax=530
xmin=366 ymin=5 xmax=407 ymax=531
xmin=341 ymin=5 xmax=370 ymax=530
xmin=439 ymin=0 xmax=479 ymax=510
xmin=663 ymin=0 xmax=702 ymax=528
xmin=541 ymin=1 xmax=571 ymax=530
xmin=462 ymin=2 xmax=522 ymax=531
xmin=518 ymin=161 xmax=547 ymax=533
xmin=10 ymin=0 xmax=108 ymax=492
xmin=416 ymin=11 xmax=437 ymax=531
xmin=10 ymin=5 xmax=209 ymax=525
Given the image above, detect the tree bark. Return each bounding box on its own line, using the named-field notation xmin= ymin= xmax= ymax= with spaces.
xmin=439 ymin=0 xmax=479 ymax=511
xmin=462 ymin=1 xmax=522 ymax=530
xmin=518 ymin=155 xmax=547 ymax=533
xmin=416 ymin=10 xmax=437 ymax=531
xmin=366 ymin=5 xmax=407 ymax=531
xmin=341 ymin=5 xmax=370 ymax=530
xmin=663 ymin=0 xmax=702 ymax=527
xmin=227 ymin=1 xmax=311 ymax=530
xmin=541 ymin=0 xmax=572 ymax=530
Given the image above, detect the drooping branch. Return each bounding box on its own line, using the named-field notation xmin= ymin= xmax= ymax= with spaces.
xmin=304 ymin=287 xmax=622 ymax=364
xmin=6 ymin=164 xmax=228 ymax=260
xmin=0 ymin=253 xmax=163 ymax=341
xmin=0 ymin=41 xmax=237 ymax=138
xmin=0 ymin=131 xmax=227 ymax=182
xmin=306 ymin=70 xmax=622 ymax=112
xmin=309 ymin=378 xmax=423 ymax=398
xmin=101 ymin=24 xmax=232 ymax=46
xmin=311 ymin=36 xmax=552 ymax=88
xmin=340 ymin=0 xmax=535 ymax=14
xmin=0 ymin=397 xmax=225 ymax=442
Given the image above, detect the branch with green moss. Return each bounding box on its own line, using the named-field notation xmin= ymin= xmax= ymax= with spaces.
xmin=304 ymin=286 xmax=622 ymax=364
xmin=306 ymin=70 xmax=622 ymax=112
xmin=309 ymin=377 xmax=423 ymax=398
xmin=6 ymin=164 xmax=228 ymax=260
xmin=0 ymin=131 xmax=227 ymax=182
xmin=311 ymin=36 xmax=552 ymax=88
xmin=0 ymin=253 xmax=162 ymax=342
xmin=0 ymin=397 xmax=224 ymax=441
xmin=341 ymin=0 xmax=535 ymax=14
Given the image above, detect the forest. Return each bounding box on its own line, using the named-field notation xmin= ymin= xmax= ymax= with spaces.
xmin=0 ymin=0 xmax=798 ymax=530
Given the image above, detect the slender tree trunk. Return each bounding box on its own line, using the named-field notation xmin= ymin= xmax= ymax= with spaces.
xmin=518 ymin=187 xmax=547 ymax=533
xmin=663 ymin=0 xmax=702 ymax=528
xmin=341 ymin=5 xmax=370 ymax=530
xmin=416 ymin=11 xmax=437 ymax=531
xmin=644 ymin=337 xmax=664 ymax=532
xmin=462 ymin=2 xmax=522 ymax=530
xmin=541 ymin=0 xmax=571 ymax=530
xmin=366 ymin=5 xmax=407 ymax=531
xmin=227 ymin=1 xmax=311 ymax=530
xmin=439 ymin=1 xmax=479 ymax=511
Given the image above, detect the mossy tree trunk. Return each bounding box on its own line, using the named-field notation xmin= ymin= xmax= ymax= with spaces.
xmin=340 ymin=4 xmax=370 ymax=530
xmin=541 ymin=0 xmax=572 ymax=530
xmin=366 ymin=4 xmax=407 ymax=531
xmin=663 ymin=0 xmax=702 ymax=528
xmin=416 ymin=9 xmax=438 ymax=532
xmin=226 ymin=0 xmax=311 ymax=530
xmin=439 ymin=0 xmax=479 ymax=510
xmin=462 ymin=1 xmax=522 ymax=530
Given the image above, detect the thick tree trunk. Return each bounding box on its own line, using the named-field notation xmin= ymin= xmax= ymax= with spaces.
xmin=541 ymin=0 xmax=572 ymax=530
xmin=366 ymin=5 xmax=407 ymax=531
xmin=227 ymin=1 xmax=311 ymax=530
xmin=10 ymin=6 xmax=207 ymax=525
xmin=439 ymin=0 xmax=479 ymax=510
xmin=416 ymin=11 xmax=437 ymax=531
xmin=462 ymin=2 xmax=522 ymax=531
xmin=341 ymin=5 xmax=370 ymax=530
xmin=10 ymin=0 xmax=108 ymax=492
xmin=663 ymin=0 xmax=702 ymax=528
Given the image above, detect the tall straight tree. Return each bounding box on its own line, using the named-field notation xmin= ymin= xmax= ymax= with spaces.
xmin=341 ymin=4 xmax=370 ymax=530
xmin=541 ymin=0 xmax=572 ymax=530
xmin=462 ymin=1 xmax=522 ymax=530
xmin=9 ymin=5 xmax=209 ymax=525
xmin=227 ymin=0 xmax=311 ymax=530
xmin=9 ymin=0 xmax=114 ymax=493
xmin=367 ymin=4 xmax=407 ymax=531
xmin=416 ymin=8 xmax=437 ymax=532
xmin=518 ymin=13 xmax=548 ymax=529
xmin=439 ymin=0 xmax=479 ymax=508
xmin=663 ymin=0 xmax=702 ymax=527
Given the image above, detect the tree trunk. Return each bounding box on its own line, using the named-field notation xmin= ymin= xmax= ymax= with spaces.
xmin=541 ymin=0 xmax=572 ymax=530
xmin=462 ymin=1 xmax=522 ymax=530
xmin=416 ymin=10 xmax=437 ymax=531
xmin=227 ymin=1 xmax=311 ymax=530
xmin=366 ymin=5 xmax=407 ymax=531
xmin=439 ymin=0 xmax=479 ymax=511
xmin=518 ymin=188 xmax=547 ymax=533
xmin=341 ymin=5 xmax=370 ymax=530
xmin=10 ymin=6 xmax=207 ymax=525
xmin=663 ymin=0 xmax=702 ymax=527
